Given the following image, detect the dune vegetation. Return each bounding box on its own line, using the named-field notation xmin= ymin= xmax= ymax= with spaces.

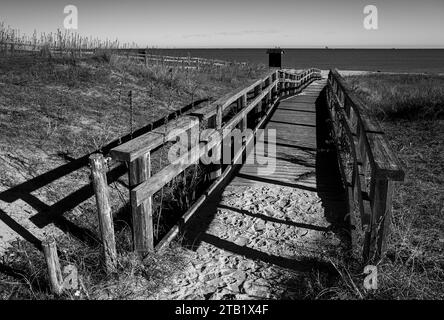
xmin=0 ymin=49 xmax=268 ymax=299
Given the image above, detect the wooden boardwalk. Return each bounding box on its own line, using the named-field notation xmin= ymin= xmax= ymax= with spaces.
xmin=172 ymin=78 xmax=350 ymax=299
xmin=231 ymin=80 xmax=326 ymax=190
xmin=226 ymin=77 xmax=347 ymax=222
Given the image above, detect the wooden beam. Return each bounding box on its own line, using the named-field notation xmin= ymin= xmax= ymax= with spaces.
xmin=110 ymin=116 xmax=199 ymax=162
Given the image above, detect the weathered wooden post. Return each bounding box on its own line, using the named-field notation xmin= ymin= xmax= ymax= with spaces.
xmin=89 ymin=153 xmax=117 ymax=272
xmin=368 ymin=174 xmax=394 ymax=261
xmin=285 ymin=73 xmax=290 ymax=95
xmin=272 ymin=71 xmax=278 ymax=101
xmin=208 ymin=104 xmax=222 ymax=180
xmin=241 ymin=94 xmax=248 ymax=132
xmin=265 ymin=76 xmax=272 ymax=111
xmin=42 ymin=237 xmax=64 ymax=295
xmin=254 ymin=84 xmax=262 ymax=125
xmin=236 ymin=96 xmax=243 ymax=130
xmin=128 ymin=153 xmax=154 ymax=254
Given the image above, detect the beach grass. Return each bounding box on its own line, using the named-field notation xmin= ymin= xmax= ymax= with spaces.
xmin=347 ymin=73 xmax=444 ymax=120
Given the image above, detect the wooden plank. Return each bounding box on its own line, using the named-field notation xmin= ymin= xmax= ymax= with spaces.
xmin=366 ymin=133 xmax=405 ymax=181
xmin=110 ymin=116 xmax=199 ymax=162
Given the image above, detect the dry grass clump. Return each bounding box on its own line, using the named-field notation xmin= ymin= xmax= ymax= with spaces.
xmin=0 ymin=233 xmax=188 ymax=299
xmin=347 ymin=74 xmax=444 ymax=120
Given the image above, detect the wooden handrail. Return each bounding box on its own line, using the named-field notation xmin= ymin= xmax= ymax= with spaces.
xmin=110 ymin=116 xmax=199 ymax=162
xmin=326 ymin=69 xmax=405 ymax=262
xmin=328 ymin=69 xmax=404 ymax=180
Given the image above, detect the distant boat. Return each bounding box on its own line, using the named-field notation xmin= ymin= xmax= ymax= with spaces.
xmin=325 ymin=46 xmax=329 ymax=49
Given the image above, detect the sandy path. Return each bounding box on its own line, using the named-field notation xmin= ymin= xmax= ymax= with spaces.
xmin=149 ymin=184 xmax=349 ymax=300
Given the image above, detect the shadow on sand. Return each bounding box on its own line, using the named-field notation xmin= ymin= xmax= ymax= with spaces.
xmin=181 ymin=84 xmax=349 ymax=298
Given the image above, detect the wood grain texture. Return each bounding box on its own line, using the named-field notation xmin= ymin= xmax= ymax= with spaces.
xmin=42 ymin=238 xmax=64 ymax=295
xmin=89 ymin=153 xmax=117 ymax=271
xmin=129 ymin=153 xmax=154 ymax=254
xmin=110 ymin=116 xmax=199 ymax=162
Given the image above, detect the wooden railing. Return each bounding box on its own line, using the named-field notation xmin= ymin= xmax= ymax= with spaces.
xmin=88 ymin=68 xmax=322 ymax=260
xmin=118 ymin=50 xmax=246 ymax=69
xmin=326 ymin=69 xmax=405 ymax=262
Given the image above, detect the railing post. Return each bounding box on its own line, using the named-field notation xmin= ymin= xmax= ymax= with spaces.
xmin=129 ymin=153 xmax=154 ymax=254
xmin=236 ymin=96 xmax=244 ymax=130
xmin=89 ymin=154 xmax=118 ymax=271
xmin=208 ymin=104 xmax=222 ymax=180
xmin=358 ymin=124 xmax=368 ymax=175
xmin=42 ymin=237 xmax=64 ymax=295
xmin=368 ymin=176 xmax=393 ymax=261
xmin=254 ymin=84 xmax=263 ymax=125
xmin=241 ymin=94 xmax=248 ymax=132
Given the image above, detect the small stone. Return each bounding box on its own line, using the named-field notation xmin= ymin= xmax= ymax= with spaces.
xmin=238 ymin=260 xmax=255 ymax=271
xmin=235 ymin=236 xmax=249 ymax=246
xmin=243 ymin=280 xmax=270 ymax=298
xmin=264 ymin=207 xmax=276 ymax=217
xmin=196 ymin=246 xmax=207 ymax=256
xmin=253 ymin=220 xmax=266 ymax=232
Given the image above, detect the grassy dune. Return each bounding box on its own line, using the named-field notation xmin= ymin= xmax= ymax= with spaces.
xmin=0 ymin=52 xmax=267 ymax=299
xmin=347 ymin=73 xmax=444 ymax=120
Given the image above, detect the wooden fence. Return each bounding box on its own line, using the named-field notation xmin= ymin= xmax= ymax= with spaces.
xmin=326 ymin=69 xmax=405 ymax=262
xmin=117 ymin=50 xmax=246 ymax=70
xmin=87 ymin=68 xmax=321 ymax=270
xmin=0 ymin=41 xmax=241 ymax=69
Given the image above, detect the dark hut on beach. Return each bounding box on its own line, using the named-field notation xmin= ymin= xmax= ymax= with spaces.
xmin=266 ymin=48 xmax=285 ymax=68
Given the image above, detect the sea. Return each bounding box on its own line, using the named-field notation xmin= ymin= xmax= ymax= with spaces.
xmin=146 ymin=49 xmax=444 ymax=74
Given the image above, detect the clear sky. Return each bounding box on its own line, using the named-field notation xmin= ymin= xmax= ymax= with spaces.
xmin=1 ymin=0 xmax=444 ymax=48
